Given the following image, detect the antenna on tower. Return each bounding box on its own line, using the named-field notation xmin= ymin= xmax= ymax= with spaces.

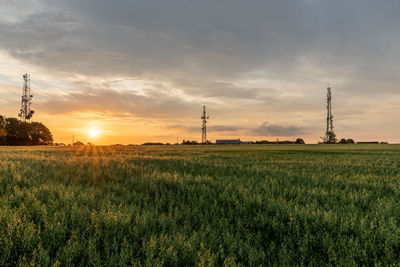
xmin=323 ymin=85 xmax=336 ymax=144
xmin=201 ymin=106 xmax=209 ymax=144
xmin=18 ymin=73 xmax=34 ymax=122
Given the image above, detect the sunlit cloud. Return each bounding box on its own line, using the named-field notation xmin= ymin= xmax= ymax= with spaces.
xmin=1 ymin=0 xmax=400 ymax=144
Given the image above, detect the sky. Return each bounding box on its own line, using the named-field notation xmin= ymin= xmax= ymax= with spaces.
xmin=1 ymin=0 xmax=400 ymax=144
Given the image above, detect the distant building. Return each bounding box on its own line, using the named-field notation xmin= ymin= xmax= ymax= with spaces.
xmin=357 ymin=141 xmax=379 ymax=144
xmin=216 ymin=139 xmax=241 ymax=144
xmin=240 ymin=141 xmax=253 ymax=145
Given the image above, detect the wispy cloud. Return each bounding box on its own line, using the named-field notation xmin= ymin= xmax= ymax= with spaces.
xmin=251 ymin=122 xmax=309 ymax=137
xmin=37 ymin=85 xmax=198 ymax=119
xmin=2 ymin=0 xmax=400 ymax=143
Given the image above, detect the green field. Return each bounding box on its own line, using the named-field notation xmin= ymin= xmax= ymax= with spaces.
xmin=1 ymin=144 xmax=400 ymax=266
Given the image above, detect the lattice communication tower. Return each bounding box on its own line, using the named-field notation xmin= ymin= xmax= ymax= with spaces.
xmin=18 ymin=73 xmax=34 ymax=122
xmin=324 ymin=86 xmax=336 ymax=143
xmin=201 ymin=106 xmax=209 ymax=144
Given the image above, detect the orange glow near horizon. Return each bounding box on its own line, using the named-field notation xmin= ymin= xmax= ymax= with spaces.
xmin=88 ymin=128 xmax=100 ymax=138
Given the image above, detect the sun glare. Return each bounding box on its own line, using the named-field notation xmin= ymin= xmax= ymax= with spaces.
xmin=88 ymin=128 xmax=100 ymax=138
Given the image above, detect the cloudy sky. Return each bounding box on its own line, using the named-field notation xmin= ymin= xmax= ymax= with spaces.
xmin=1 ymin=0 xmax=400 ymax=144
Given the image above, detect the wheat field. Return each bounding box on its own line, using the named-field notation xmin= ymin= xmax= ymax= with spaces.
xmin=1 ymin=144 xmax=400 ymax=266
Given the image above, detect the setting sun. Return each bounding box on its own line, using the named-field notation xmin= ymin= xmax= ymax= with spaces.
xmin=88 ymin=128 xmax=100 ymax=138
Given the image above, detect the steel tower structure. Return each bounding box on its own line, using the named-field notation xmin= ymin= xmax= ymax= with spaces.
xmin=18 ymin=73 xmax=34 ymax=122
xmin=201 ymin=106 xmax=209 ymax=144
xmin=324 ymin=86 xmax=336 ymax=143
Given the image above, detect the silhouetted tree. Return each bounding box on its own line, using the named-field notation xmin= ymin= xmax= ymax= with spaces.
xmin=0 ymin=115 xmax=5 ymax=129
xmin=0 ymin=116 xmax=53 ymax=145
xmin=29 ymin=122 xmax=53 ymax=145
xmin=0 ymin=115 xmax=6 ymax=145
xmin=0 ymin=128 xmax=6 ymax=145
xmin=73 ymin=141 xmax=85 ymax=146
xmin=295 ymin=138 xmax=305 ymax=144
xmin=338 ymin=138 xmax=355 ymax=144
xmin=4 ymin=118 xmax=29 ymax=145
xmin=325 ymin=132 xmax=337 ymax=144
xmin=182 ymin=140 xmax=198 ymax=145
xmin=54 ymin=143 xmax=66 ymax=146
xmin=142 ymin=142 xmax=165 ymax=145
xmin=255 ymin=140 xmax=270 ymax=144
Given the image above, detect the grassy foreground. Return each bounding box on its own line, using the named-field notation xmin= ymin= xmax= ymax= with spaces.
xmin=1 ymin=144 xmax=400 ymax=266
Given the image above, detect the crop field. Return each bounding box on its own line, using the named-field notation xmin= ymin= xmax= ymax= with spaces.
xmin=1 ymin=144 xmax=400 ymax=266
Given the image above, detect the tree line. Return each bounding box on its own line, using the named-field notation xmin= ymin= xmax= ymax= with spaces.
xmin=141 ymin=138 xmax=306 ymax=145
xmin=0 ymin=115 xmax=53 ymax=146
xmin=255 ymin=138 xmax=305 ymax=144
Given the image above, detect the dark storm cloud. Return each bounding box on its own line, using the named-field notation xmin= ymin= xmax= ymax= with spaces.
xmin=252 ymin=122 xmax=308 ymax=137
xmin=3 ymin=0 xmax=400 ymax=87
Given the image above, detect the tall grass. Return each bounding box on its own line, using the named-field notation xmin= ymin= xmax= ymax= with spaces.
xmin=1 ymin=144 xmax=400 ymax=265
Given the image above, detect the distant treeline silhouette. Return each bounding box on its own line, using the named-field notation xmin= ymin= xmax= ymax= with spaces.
xmin=255 ymin=138 xmax=305 ymax=144
xmin=338 ymin=138 xmax=355 ymax=144
xmin=0 ymin=115 xmax=53 ymax=146
xmin=140 ymin=138 xmax=307 ymax=145
xmin=142 ymin=142 xmax=167 ymax=146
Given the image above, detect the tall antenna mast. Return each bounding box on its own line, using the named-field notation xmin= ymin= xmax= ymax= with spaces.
xmin=201 ymin=106 xmax=209 ymax=144
xmin=324 ymin=85 xmax=336 ymax=143
xmin=18 ymin=73 xmax=34 ymax=122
